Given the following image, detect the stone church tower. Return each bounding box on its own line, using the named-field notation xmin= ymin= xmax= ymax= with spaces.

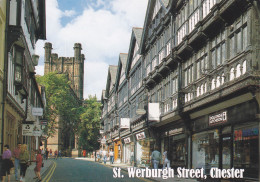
xmin=43 ymin=42 xmax=85 ymax=154
xmin=44 ymin=42 xmax=84 ymax=100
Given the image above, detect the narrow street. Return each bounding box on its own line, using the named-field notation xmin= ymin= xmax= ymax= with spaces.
xmin=46 ymin=158 xmax=150 ymax=182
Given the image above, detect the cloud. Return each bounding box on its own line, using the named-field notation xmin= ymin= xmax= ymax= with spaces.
xmin=63 ymin=10 xmax=76 ymax=17
xmin=35 ymin=0 xmax=148 ymax=99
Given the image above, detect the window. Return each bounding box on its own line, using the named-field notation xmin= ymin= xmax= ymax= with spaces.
xmin=25 ymin=0 xmax=36 ymax=46
xmin=183 ymin=57 xmax=194 ymax=87
xmin=234 ymin=124 xmax=259 ymax=178
xmin=229 ymin=13 xmax=248 ymax=59
xmin=192 ymin=130 xmax=219 ymax=172
xmin=211 ymin=30 xmax=226 ymax=68
xmin=14 ymin=47 xmax=24 ymax=83
xmin=242 ymin=60 xmax=247 ymax=74
xmin=230 ymin=68 xmax=235 ymax=81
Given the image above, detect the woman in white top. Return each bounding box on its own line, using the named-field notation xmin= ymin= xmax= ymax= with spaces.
xmin=163 ymin=151 xmax=170 ymax=169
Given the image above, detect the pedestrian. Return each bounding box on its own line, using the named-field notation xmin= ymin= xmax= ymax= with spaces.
xmin=54 ymin=150 xmax=58 ymax=160
xmin=45 ymin=148 xmax=49 ymax=160
xmin=109 ymin=149 xmax=114 ymax=164
xmin=58 ymin=150 xmax=62 ymax=159
xmin=97 ymin=151 xmax=100 ymax=162
xmin=13 ymin=143 xmax=21 ymax=181
xmin=99 ymin=149 xmax=103 ymax=163
xmin=102 ymin=149 xmax=107 ymax=164
xmin=49 ymin=149 xmax=52 ymax=158
xmin=130 ymin=149 xmax=134 ymax=166
xmin=19 ymin=144 xmax=29 ymax=182
xmin=83 ymin=150 xmax=86 ymax=158
xmin=162 ymin=151 xmax=170 ymax=169
xmin=41 ymin=148 xmax=45 ymax=160
xmin=151 ymin=146 xmax=161 ymax=169
xmin=33 ymin=150 xmax=43 ymax=181
xmin=1 ymin=144 xmax=14 ymax=182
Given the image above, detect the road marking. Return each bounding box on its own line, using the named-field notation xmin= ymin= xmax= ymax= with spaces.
xmin=46 ymin=162 xmax=57 ymax=182
xmin=42 ymin=161 xmax=56 ymax=182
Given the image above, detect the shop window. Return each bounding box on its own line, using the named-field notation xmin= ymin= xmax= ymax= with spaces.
xmin=169 ymin=136 xmax=186 ymax=170
xmin=192 ymin=130 xmax=219 ymax=174
xmin=233 ymin=124 xmax=259 ymax=178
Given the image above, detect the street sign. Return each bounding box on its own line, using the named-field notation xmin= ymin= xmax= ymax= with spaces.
xmin=32 ymin=107 xmax=43 ymax=116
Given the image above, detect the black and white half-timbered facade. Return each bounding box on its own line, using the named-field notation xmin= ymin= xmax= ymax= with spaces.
xmin=1 ymin=0 xmax=46 ymax=154
xmin=100 ymin=0 xmax=260 ymax=180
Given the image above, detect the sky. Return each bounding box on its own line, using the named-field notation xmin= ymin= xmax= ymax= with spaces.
xmin=35 ymin=0 xmax=149 ymax=100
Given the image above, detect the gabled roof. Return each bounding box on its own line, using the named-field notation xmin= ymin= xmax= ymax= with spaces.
xmin=115 ymin=53 xmax=128 ymax=90
xmin=125 ymin=27 xmax=143 ymax=76
xmin=133 ymin=28 xmax=143 ymax=46
xmin=140 ymin=0 xmax=173 ymax=54
xmin=101 ymin=89 xmax=106 ymax=104
xmin=105 ymin=65 xmax=118 ymax=96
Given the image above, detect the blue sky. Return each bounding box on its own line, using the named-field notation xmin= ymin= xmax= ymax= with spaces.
xmin=35 ymin=0 xmax=148 ymax=99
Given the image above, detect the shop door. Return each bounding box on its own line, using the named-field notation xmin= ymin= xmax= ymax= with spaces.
xmin=221 ymin=133 xmax=231 ymax=169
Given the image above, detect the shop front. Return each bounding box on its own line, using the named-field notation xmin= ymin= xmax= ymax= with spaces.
xmin=191 ymin=100 xmax=259 ymax=180
xmin=135 ymin=130 xmax=155 ymax=168
xmin=161 ymin=126 xmax=186 ymax=170
xmin=113 ymin=138 xmax=122 ymax=163
xmin=122 ymin=136 xmax=134 ymax=164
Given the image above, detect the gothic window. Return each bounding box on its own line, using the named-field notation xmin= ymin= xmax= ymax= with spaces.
xmin=242 ymin=60 xmax=247 ymax=74
xmin=236 ymin=64 xmax=241 ymax=77
xmin=230 ymin=68 xmax=235 ymax=81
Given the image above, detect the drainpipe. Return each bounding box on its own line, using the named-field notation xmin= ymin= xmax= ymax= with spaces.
xmin=1 ymin=0 xmax=10 ymax=154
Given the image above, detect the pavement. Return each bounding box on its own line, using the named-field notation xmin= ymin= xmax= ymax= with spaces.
xmin=75 ymin=157 xmax=197 ymax=182
xmin=4 ymin=158 xmax=55 ymax=182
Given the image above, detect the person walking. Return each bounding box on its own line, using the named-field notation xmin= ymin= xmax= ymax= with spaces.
xmin=41 ymin=148 xmax=45 ymax=160
xmin=19 ymin=144 xmax=29 ymax=182
xmin=58 ymin=150 xmax=62 ymax=159
xmin=130 ymin=149 xmax=134 ymax=166
xmin=13 ymin=143 xmax=21 ymax=181
xmin=45 ymin=148 xmax=49 ymax=160
xmin=162 ymin=151 xmax=170 ymax=169
xmin=109 ymin=149 xmax=114 ymax=164
xmin=151 ymin=146 xmax=161 ymax=169
xmin=102 ymin=149 xmax=107 ymax=164
xmin=1 ymin=145 xmax=13 ymax=182
xmin=33 ymin=150 xmax=43 ymax=181
xmin=54 ymin=150 xmax=58 ymax=160
xmin=49 ymin=149 xmax=52 ymax=158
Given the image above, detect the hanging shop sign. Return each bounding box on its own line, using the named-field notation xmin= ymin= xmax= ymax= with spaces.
xmin=32 ymin=107 xmax=43 ymax=116
xmin=22 ymin=124 xmax=42 ymax=136
xmin=101 ymin=138 xmax=106 ymax=144
xmin=22 ymin=124 xmax=34 ymax=136
xmin=148 ymin=103 xmax=160 ymax=121
xmin=136 ymin=131 xmax=146 ymax=140
xmin=209 ymin=111 xmax=227 ymax=126
xmin=124 ymin=137 xmax=131 ymax=144
xmin=120 ymin=118 xmax=130 ymax=129
xmin=32 ymin=125 xmax=42 ymax=136
xmin=40 ymin=119 xmax=48 ymax=125
xmin=168 ymin=128 xmax=183 ymax=136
